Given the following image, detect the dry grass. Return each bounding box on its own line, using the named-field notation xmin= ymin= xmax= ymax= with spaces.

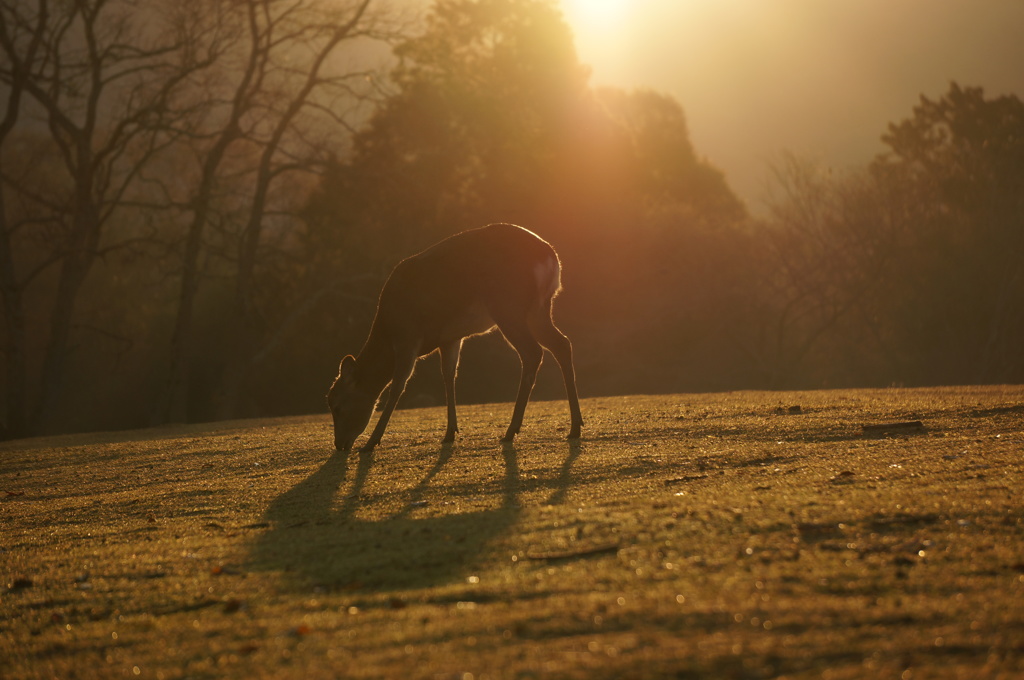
xmin=2 ymin=386 xmax=1024 ymax=679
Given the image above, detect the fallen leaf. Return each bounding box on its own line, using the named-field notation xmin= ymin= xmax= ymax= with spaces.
xmin=525 ymin=543 xmax=620 ymax=561
xmin=211 ymin=565 xmax=241 ymax=576
xmin=223 ymin=599 xmax=244 ymax=613
xmin=664 ymin=474 xmax=709 ymax=485
xmin=8 ymin=577 xmax=34 ymax=592
xmin=862 ymin=421 xmax=925 ymax=435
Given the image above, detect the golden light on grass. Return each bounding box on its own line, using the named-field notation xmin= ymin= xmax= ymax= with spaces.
xmin=3 ymin=386 xmax=1023 ymax=677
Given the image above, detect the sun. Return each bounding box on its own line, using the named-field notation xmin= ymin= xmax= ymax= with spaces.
xmin=561 ymin=0 xmax=632 ymax=33
xmin=559 ymin=0 xmax=636 ymax=83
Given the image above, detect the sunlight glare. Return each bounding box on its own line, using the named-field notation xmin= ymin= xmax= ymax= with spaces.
xmin=562 ymin=0 xmax=631 ymax=32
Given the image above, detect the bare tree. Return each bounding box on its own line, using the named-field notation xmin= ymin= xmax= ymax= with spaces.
xmin=0 ymin=0 xmax=398 ymax=435
xmin=0 ymin=0 xmax=217 ymax=434
xmin=154 ymin=0 xmax=395 ymax=421
xmin=755 ymin=154 xmax=902 ymax=386
xmin=0 ymin=1 xmax=48 ymax=438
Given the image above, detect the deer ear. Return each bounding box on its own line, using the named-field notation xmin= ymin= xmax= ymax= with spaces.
xmin=339 ymin=355 xmax=357 ymax=385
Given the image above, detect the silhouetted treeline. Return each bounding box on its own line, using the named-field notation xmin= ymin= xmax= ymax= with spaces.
xmin=759 ymin=83 xmax=1024 ymax=388
xmin=2 ymin=0 xmax=1022 ymax=439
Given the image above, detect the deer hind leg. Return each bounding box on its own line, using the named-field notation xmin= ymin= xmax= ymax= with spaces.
xmin=529 ymin=305 xmax=583 ymax=439
xmin=439 ymin=339 xmax=463 ymax=442
xmin=363 ymin=348 xmax=417 ymax=452
xmin=497 ymin=320 xmax=544 ymax=443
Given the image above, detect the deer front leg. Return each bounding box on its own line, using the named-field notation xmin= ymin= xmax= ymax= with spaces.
xmin=439 ymin=339 xmax=463 ymax=443
xmin=362 ymin=351 xmax=417 ymax=452
xmin=500 ymin=330 xmax=543 ymax=443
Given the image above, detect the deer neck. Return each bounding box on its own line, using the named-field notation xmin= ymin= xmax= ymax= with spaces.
xmin=355 ymin=327 xmax=397 ymax=394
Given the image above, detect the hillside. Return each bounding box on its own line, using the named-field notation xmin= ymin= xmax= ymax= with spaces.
xmin=2 ymin=387 xmax=1023 ymax=679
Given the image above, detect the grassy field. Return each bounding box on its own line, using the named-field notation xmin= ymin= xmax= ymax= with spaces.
xmin=2 ymin=386 xmax=1023 ymax=679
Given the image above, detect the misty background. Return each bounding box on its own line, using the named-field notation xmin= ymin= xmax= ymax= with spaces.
xmin=563 ymin=0 xmax=1024 ymax=209
xmin=1 ymin=0 xmax=1022 ymax=440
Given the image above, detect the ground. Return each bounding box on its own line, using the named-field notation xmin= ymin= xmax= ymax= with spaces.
xmin=2 ymin=386 xmax=1023 ymax=679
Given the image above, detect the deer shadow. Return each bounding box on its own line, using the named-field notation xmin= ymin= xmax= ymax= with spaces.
xmin=545 ymin=438 xmax=583 ymax=505
xmin=247 ymin=438 xmax=553 ymax=593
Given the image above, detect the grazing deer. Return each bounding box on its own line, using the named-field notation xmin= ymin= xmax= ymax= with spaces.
xmin=328 ymin=223 xmax=583 ymax=451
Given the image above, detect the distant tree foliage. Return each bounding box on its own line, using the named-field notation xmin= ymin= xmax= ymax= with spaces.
xmin=874 ymin=83 xmax=1024 ymax=382
xmin=760 ymin=83 xmax=1024 ymax=386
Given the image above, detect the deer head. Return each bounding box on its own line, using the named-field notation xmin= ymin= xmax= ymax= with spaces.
xmin=327 ymin=355 xmax=377 ymax=451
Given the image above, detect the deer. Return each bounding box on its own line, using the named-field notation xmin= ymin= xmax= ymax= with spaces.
xmin=327 ymin=223 xmax=583 ymax=452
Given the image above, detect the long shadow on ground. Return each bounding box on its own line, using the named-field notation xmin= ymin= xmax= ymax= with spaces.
xmin=248 ymin=441 xmax=578 ymax=592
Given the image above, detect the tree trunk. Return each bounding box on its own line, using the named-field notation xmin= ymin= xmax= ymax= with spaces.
xmin=157 ymin=216 xmax=204 ymax=424
xmin=0 ymin=192 xmax=28 ymax=440
xmin=31 ymin=190 xmax=101 ymax=433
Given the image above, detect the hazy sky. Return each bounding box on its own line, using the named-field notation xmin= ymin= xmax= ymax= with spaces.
xmin=559 ymin=0 xmax=1024 ymax=212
